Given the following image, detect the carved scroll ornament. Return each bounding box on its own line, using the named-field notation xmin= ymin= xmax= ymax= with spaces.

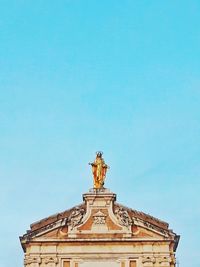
xmin=142 ymin=256 xmax=156 ymax=266
xmin=24 ymin=256 xmax=41 ymax=266
xmin=115 ymin=207 xmax=132 ymax=227
xmin=158 ymin=256 xmax=171 ymax=264
xmin=68 ymin=206 xmax=85 ymax=229
xmin=43 ymin=257 xmax=58 ymax=264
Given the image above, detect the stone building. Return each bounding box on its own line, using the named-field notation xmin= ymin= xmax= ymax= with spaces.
xmin=20 ymin=153 xmax=179 ymax=267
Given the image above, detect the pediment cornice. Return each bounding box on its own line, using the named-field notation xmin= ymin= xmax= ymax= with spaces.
xmin=20 ymin=189 xmax=179 ymax=252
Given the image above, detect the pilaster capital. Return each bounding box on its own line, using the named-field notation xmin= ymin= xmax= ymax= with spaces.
xmin=24 ymin=256 xmax=41 ymax=265
xmin=158 ymin=256 xmax=171 ymax=264
xmin=43 ymin=257 xmax=58 ymax=264
xmin=142 ymin=256 xmax=156 ymax=266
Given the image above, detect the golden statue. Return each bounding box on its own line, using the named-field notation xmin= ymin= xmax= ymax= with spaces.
xmin=89 ymin=152 xmax=109 ymax=189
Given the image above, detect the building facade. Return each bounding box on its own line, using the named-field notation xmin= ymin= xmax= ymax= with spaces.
xmin=20 ymin=153 xmax=179 ymax=267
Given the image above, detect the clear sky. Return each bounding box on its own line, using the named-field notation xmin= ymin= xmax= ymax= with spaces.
xmin=0 ymin=1 xmax=200 ymax=267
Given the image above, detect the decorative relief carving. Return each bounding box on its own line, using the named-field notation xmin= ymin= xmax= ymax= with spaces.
xmin=143 ymin=221 xmax=168 ymax=236
xmin=158 ymin=256 xmax=171 ymax=264
xmin=68 ymin=206 xmax=85 ymax=229
xmin=24 ymin=256 xmax=41 ymax=267
xmin=142 ymin=256 xmax=156 ymax=266
xmin=43 ymin=257 xmax=58 ymax=264
xmin=93 ymin=210 xmax=106 ymax=225
xmin=43 ymin=256 xmax=58 ymax=266
xmin=24 ymin=222 xmax=58 ymax=240
xmin=115 ymin=207 xmax=132 ymax=227
xmin=132 ymin=217 xmax=169 ymax=236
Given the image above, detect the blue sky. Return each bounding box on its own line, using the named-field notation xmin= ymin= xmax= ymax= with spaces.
xmin=0 ymin=1 xmax=200 ymax=267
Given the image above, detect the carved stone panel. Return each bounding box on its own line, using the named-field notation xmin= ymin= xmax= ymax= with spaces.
xmin=68 ymin=207 xmax=85 ymax=230
xmin=93 ymin=210 xmax=106 ymax=225
xmin=24 ymin=256 xmax=41 ymax=267
xmin=142 ymin=256 xmax=155 ymax=267
xmin=43 ymin=256 xmax=58 ymax=267
xmin=115 ymin=207 xmax=132 ymax=228
xmin=91 ymin=210 xmax=108 ymax=232
xmin=157 ymin=256 xmax=171 ymax=267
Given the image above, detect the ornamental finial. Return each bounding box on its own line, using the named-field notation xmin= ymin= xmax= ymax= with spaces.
xmin=89 ymin=152 xmax=109 ymax=189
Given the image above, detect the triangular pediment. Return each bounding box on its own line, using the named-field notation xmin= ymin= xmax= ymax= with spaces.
xmin=20 ymin=188 xmax=175 ymax=250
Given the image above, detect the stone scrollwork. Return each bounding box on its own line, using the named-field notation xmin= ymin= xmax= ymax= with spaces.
xmin=68 ymin=206 xmax=85 ymax=229
xmin=115 ymin=207 xmax=132 ymax=227
xmin=24 ymin=256 xmax=41 ymax=267
xmin=43 ymin=256 xmax=58 ymax=266
xmin=142 ymin=256 xmax=156 ymax=266
xmin=158 ymin=256 xmax=171 ymax=264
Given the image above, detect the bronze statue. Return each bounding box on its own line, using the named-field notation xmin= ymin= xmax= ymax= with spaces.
xmin=89 ymin=152 xmax=109 ymax=189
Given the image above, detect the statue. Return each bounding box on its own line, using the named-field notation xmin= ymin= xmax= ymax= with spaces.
xmin=89 ymin=152 xmax=109 ymax=189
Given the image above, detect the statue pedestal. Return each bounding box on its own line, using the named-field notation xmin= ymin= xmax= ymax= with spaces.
xmin=83 ymin=188 xmax=116 ymax=208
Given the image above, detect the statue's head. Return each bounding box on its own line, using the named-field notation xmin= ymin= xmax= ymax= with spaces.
xmin=96 ymin=151 xmax=103 ymax=158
